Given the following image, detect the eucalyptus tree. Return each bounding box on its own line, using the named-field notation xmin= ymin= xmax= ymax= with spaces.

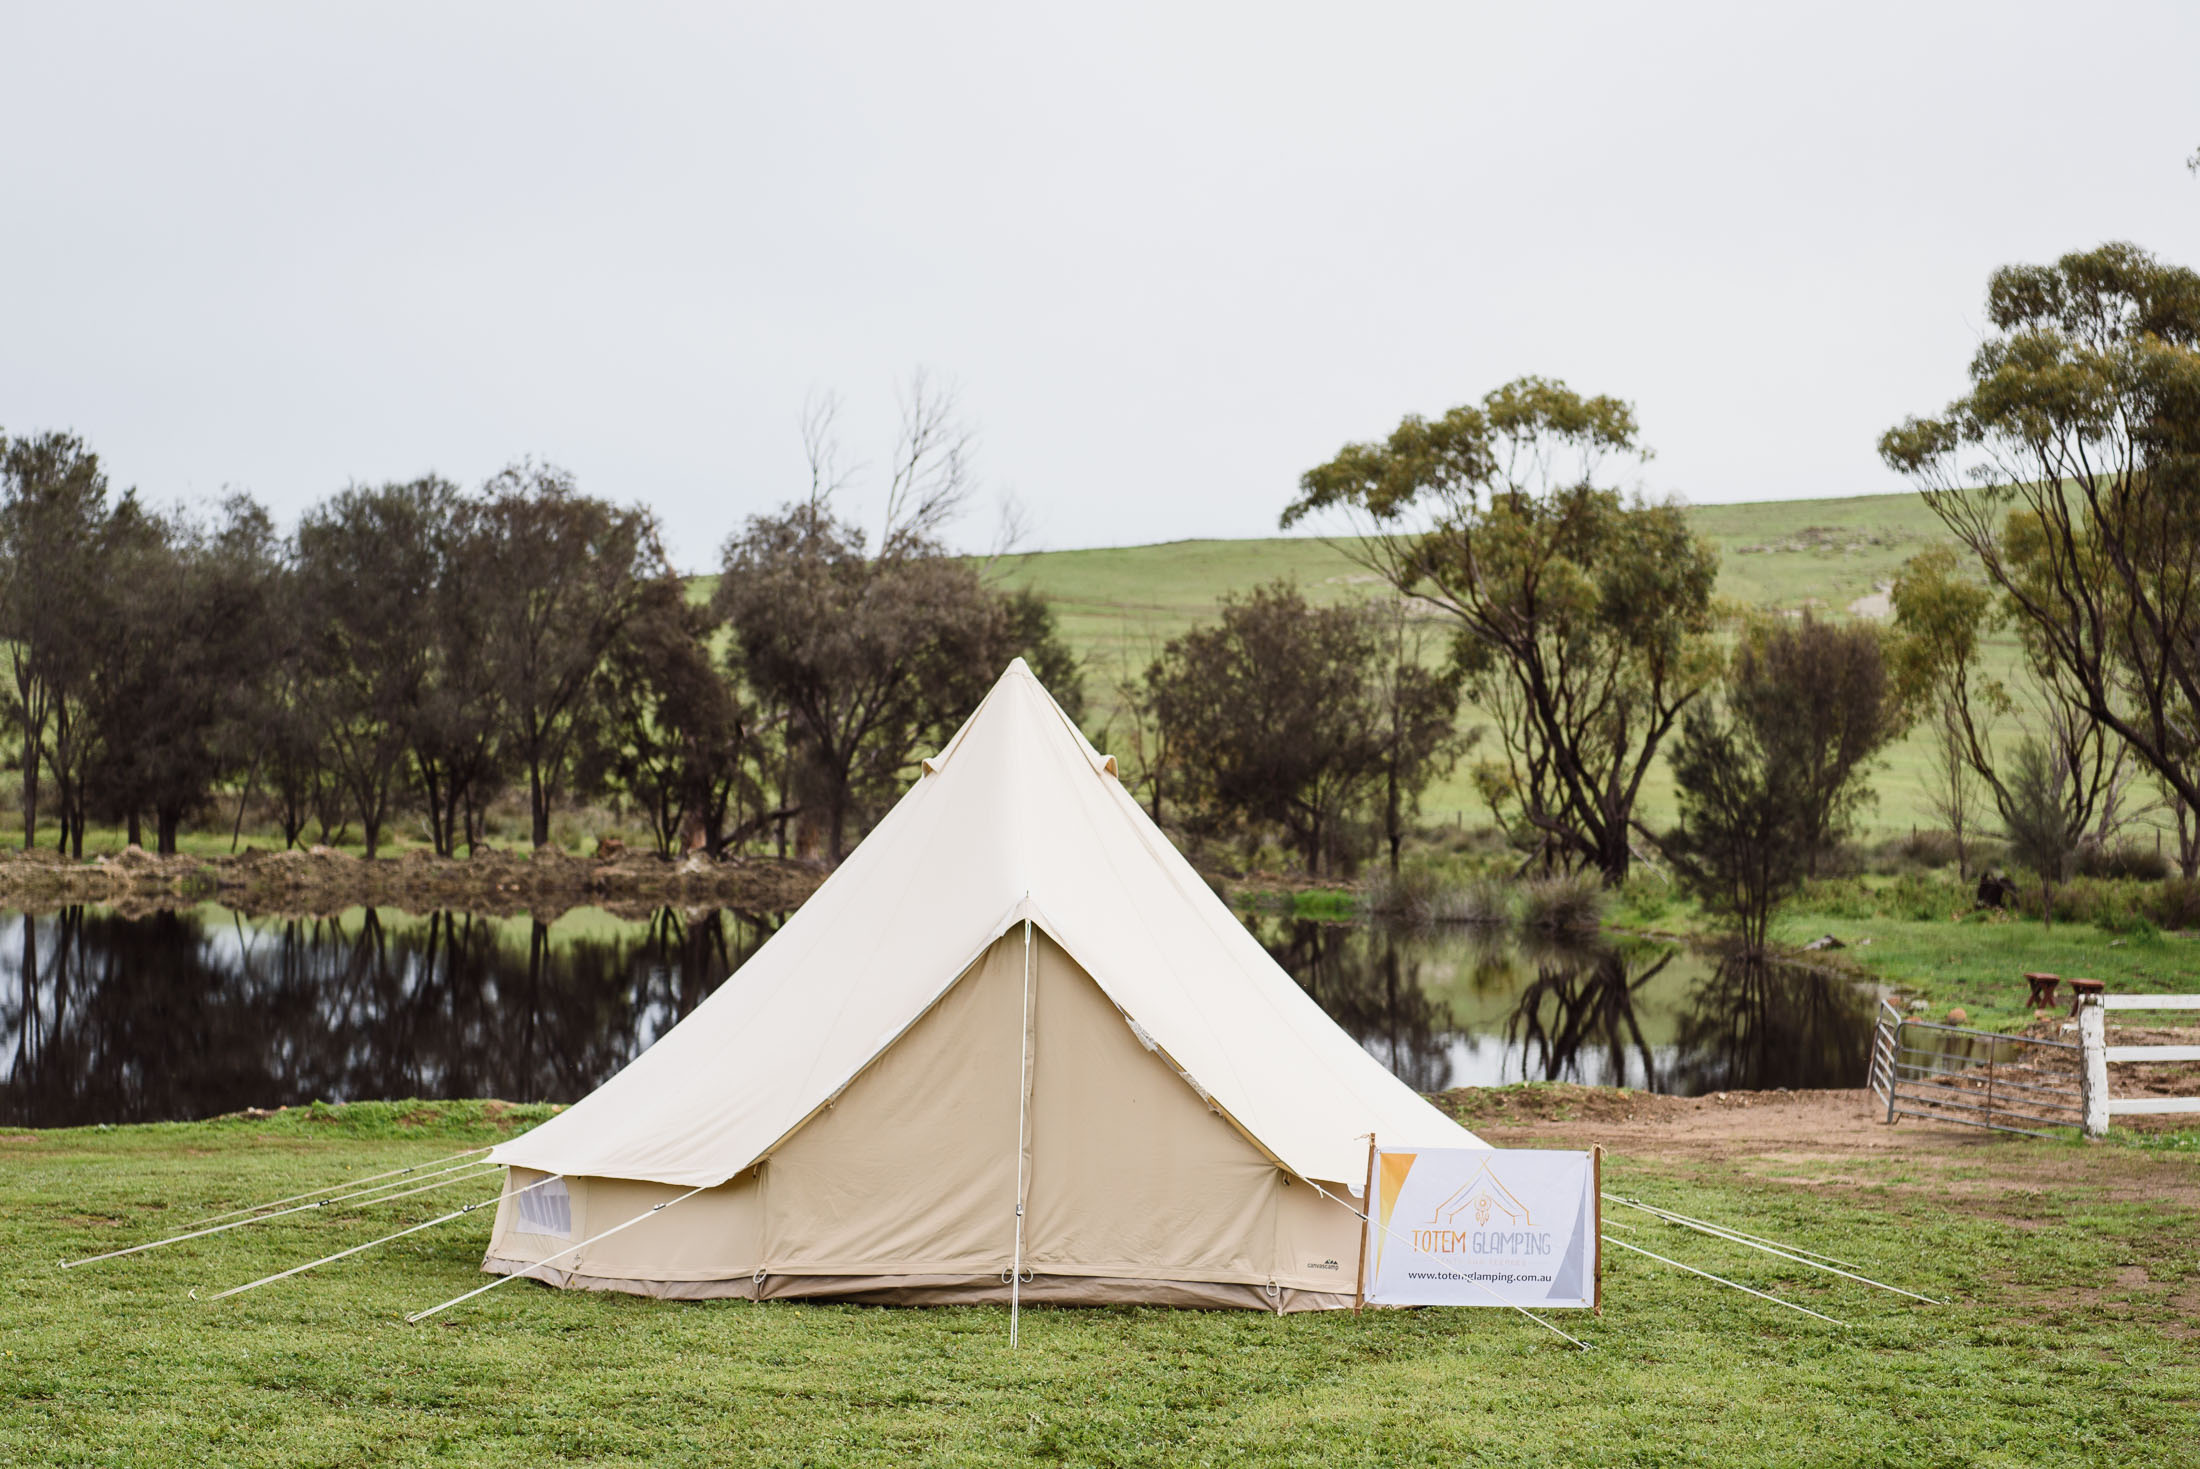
xmin=85 ymin=496 xmax=283 ymax=852
xmin=0 ymin=432 xmax=115 ymax=850
xmin=1285 ymin=377 xmax=1720 ymax=883
xmin=1890 ymin=544 xmax=2132 ymax=875
xmin=595 ymin=576 xmax=763 ymax=857
xmin=715 ymin=382 xmax=1081 ymax=862
xmin=468 ymin=462 xmax=663 ymax=849
xmin=294 ymin=477 xmax=455 ymax=856
xmin=717 ymin=502 xmax=1016 ymax=861
xmin=1662 ymin=615 xmax=1902 ymax=954
xmin=1141 ymin=582 xmax=1463 ymax=876
xmin=1880 ymin=242 xmax=2200 ymax=825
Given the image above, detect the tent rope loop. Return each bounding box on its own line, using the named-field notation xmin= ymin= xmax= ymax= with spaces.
xmin=752 ymin=1266 xmax=767 ymax=1286
xmin=1263 ymin=1280 xmax=1280 ymax=1300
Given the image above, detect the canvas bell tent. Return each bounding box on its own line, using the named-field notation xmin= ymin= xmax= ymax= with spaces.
xmin=482 ymin=659 xmax=1485 ymax=1310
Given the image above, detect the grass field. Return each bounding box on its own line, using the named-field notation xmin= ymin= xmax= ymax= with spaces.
xmin=7 ymin=1100 xmax=2196 ymax=1466
xmin=994 ymin=491 xmax=2044 ymax=842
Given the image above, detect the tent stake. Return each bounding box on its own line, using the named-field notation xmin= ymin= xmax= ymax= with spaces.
xmin=61 ymin=1160 xmax=500 ymax=1269
xmin=182 ymin=1147 xmax=494 ymax=1228
xmin=1605 ymin=1196 xmax=1944 ymax=1304
xmin=1602 ymin=1235 xmax=1845 ymax=1325
xmin=405 ymin=1184 xmax=707 ymax=1325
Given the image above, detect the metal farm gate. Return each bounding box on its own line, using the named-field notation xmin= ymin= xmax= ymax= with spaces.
xmin=1867 ymin=999 xmax=2085 ymax=1138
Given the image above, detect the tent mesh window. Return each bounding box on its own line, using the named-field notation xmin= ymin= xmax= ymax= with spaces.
xmin=515 ymin=1178 xmax=572 ymax=1239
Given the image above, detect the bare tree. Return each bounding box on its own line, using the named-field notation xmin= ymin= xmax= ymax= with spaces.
xmin=879 ymin=369 xmax=977 ymax=552
xmin=1920 ymin=702 xmax=1985 ymax=880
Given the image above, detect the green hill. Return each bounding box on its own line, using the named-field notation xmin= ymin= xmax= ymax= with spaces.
xmin=995 ymin=492 xmax=2030 ymax=842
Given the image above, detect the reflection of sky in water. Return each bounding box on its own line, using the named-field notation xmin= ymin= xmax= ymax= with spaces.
xmin=1428 ymin=1032 xmax=1683 ymax=1093
xmin=1 ymin=904 xmax=1876 ymax=1127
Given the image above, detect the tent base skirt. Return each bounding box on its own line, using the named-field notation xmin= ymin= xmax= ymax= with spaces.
xmin=481 ymin=1256 xmax=1351 ymax=1313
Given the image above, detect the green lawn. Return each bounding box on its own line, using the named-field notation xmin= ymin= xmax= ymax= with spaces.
xmin=6 ymin=1101 xmax=2196 ymax=1466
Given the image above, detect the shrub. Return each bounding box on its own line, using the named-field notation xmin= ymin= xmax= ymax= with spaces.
xmin=1895 ymin=829 xmax=1963 ymax=869
xmin=2152 ymin=877 xmax=2200 ymax=931
xmin=1519 ymin=871 xmax=1607 ymax=935
xmin=1613 ymin=872 xmax=1674 ymax=925
xmin=1361 ymin=866 xmax=1511 ymax=924
xmin=2076 ymin=838 xmax=2171 ymax=883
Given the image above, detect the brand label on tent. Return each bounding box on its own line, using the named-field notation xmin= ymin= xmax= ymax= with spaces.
xmin=1364 ymin=1148 xmax=1598 ymax=1309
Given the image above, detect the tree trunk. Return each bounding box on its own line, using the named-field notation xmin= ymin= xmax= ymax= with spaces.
xmin=1385 ymin=767 xmax=1403 ymax=875
xmin=126 ymin=810 xmax=141 ymax=848
xmin=19 ymin=739 xmax=37 ymax=851
xmin=1597 ymin=821 xmax=1631 ymax=887
xmin=529 ymin=760 xmax=550 ymax=848
xmin=156 ymin=808 xmax=180 ymax=856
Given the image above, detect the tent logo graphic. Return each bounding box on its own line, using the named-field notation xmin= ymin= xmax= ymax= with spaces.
xmin=1429 ymin=1162 xmax=1530 ymax=1230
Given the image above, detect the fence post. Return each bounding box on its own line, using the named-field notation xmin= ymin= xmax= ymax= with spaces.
xmin=1884 ymin=1017 xmax=1900 ymax=1125
xmin=2078 ymin=999 xmax=2109 ymax=1139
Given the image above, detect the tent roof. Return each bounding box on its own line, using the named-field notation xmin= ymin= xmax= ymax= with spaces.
xmin=492 ymin=659 xmax=1482 ymax=1190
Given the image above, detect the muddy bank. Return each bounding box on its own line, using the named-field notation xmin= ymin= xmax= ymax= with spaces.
xmin=0 ymin=843 xmax=827 ymax=918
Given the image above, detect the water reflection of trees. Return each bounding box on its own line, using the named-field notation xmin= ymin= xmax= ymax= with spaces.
xmin=1259 ymin=919 xmax=1460 ymax=1093
xmin=1257 ymin=916 xmax=1875 ymax=1098
xmin=1671 ymin=951 xmax=1873 ymax=1093
xmin=0 ymin=906 xmax=778 ymax=1127
xmin=1504 ymin=941 xmax=1672 ymax=1091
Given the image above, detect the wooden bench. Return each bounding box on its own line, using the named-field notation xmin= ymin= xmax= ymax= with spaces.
xmin=2025 ymin=972 xmax=2060 ymax=1008
xmin=2067 ymin=977 xmax=2104 ymax=1015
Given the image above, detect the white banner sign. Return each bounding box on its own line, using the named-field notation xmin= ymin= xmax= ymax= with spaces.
xmin=1364 ymin=1147 xmax=1599 ymax=1309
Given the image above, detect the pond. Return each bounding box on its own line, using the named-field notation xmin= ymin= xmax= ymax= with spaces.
xmin=0 ymin=904 xmax=1876 ymax=1128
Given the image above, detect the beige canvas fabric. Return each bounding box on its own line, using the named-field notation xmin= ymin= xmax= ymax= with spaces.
xmin=484 ymin=659 xmax=1482 ymax=1307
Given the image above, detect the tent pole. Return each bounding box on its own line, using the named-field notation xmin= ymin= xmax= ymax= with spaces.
xmin=1353 ymin=1134 xmax=1375 ymax=1316
xmin=1010 ymin=914 xmax=1034 ymax=1348
xmin=1592 ymin=1146 xmax=1603 ymax=1318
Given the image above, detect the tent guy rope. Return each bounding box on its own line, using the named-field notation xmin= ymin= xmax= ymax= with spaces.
xmin=60 ymin=1159 xmax=502 ymax=1269
xmin=1602 ymin=1235 xmax=1846 ymax=1326
xmin=181 ymin=1147 xmax=495 ymax=1228
xmin=204 ymin=1174 xmax=566 ymax=1302
xmin=405 ymin=1184 xmax=708 ymax=1324
xmin=1604 ymin=1195 xmax=1944 ymax=1304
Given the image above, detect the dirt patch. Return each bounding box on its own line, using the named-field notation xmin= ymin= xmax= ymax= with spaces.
xmin=1445 ymin=1084 xmax=2200 ymax=1211
xmin=0 ymin=845 xmax=826 ymax=919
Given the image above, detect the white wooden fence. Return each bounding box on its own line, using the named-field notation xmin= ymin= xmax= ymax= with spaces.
xmin=2079 ymin=994 xmax=2200 ymax=1137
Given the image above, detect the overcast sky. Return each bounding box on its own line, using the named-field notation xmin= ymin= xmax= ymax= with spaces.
xmin=4 ymin=3 xmax=2196 ymax=566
